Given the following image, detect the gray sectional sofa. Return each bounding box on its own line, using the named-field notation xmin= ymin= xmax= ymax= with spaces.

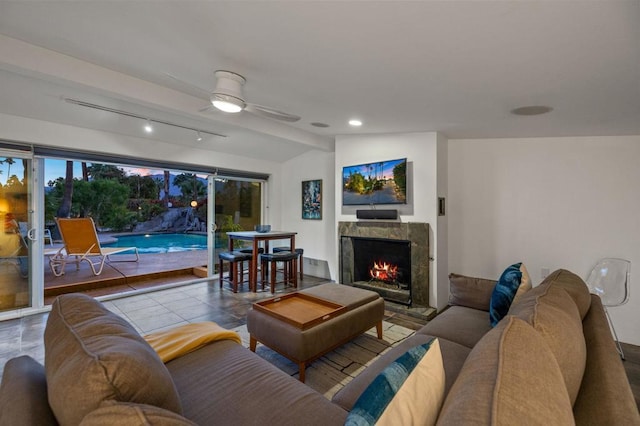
xmin=333 ymin=268 xmax=640 ymax=425
xmin=0 ymin=269 xmax=638 ymax=425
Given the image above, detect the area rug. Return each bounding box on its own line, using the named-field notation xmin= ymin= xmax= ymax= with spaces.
xmin=232 ymin=321 xmax=415 ymax=399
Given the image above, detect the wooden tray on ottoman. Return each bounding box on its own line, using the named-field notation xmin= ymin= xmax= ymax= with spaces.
xmin=253 ymin=292 xmax=347 ymax=330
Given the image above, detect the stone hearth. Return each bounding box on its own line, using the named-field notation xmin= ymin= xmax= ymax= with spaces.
xmin=338 ymin=221 xmax=430 ymax=308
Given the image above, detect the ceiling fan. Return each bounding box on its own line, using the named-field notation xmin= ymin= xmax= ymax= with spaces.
xmin=167 ymin=70 xmax=301 ymax=123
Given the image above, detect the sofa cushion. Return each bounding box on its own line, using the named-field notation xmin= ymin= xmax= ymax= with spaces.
xmin=345 ymin=339 xmax=444 ymax=426
xmin=436 ymin=317 xmax=574 ymax=425
xmin=166 ymin=339 xmax=348 ymax=425
xmin=419 ymin=306 xmax=492 ymax=349
xmin=0 ymin=356 xmax=57 ymax=426
xmin=489 ymin=262 xmax=525 ymax=326
xmin=508 ymin=284 xmax=586 ymax=405
xmin=448 ymin=273 xmax=496 ymax=311
xmin=80 ymin=401 xmax=196 ymax=426
xmin=539 ymin=269 xmax=591 ymax=319
xmin=45 ymin=294 xmax=183 ymax=426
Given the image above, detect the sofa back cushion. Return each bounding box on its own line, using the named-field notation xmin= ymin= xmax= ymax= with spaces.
xmin=45 ymin=294 xmax=182 ymax=426
xmin=436 ymin=316 xmax=574 ymax=425
xmin=538 ymin=269 xmax=591 ymax=319
xmin=508 ymin=283 xmax=586 ymax=405
xmin=448 ymin=273 xmax=496 ymax=311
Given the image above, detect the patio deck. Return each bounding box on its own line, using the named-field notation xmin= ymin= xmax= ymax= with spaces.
xmin=44 ymin=249 xmax=209 ymax=300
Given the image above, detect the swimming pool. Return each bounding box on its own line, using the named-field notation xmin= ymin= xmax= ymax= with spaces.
xmin=104 ymin=233 xmax=211 ymax=254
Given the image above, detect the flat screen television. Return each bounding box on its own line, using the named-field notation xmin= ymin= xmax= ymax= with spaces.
xmin=342 ymin=158 xmax=407 ymax=205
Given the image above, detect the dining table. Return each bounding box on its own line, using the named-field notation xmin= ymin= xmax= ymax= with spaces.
xmin=226 ymin=230 xmax=297 ymax=292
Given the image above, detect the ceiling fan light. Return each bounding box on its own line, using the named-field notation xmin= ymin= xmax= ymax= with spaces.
xmin=211 ymin=93 xmax=245 ymax=113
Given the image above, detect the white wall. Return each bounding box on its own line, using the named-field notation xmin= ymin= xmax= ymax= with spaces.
xmin=334 ymin=132 xmax=448 ymax=309
xmin=280 ymin=149 xmax=335 ymax=278
xmin=436 ymin=133 xmax=449 ymax=310
xmin=448 ymin=135 xmax=640 ymax=345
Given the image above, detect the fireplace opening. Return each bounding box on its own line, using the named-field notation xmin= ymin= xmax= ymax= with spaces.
xmin=341 ymin=236 xmax=411 ymax=305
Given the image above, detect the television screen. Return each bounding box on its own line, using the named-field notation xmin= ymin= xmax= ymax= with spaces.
xmin=342 ymin=158 xmax=407 ymax=205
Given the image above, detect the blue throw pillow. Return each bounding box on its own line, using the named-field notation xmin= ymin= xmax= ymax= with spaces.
xmin=489 ymin=263 xmax=523 ymax=327
xmin=345 ymin=339 xmax=445 ymax=426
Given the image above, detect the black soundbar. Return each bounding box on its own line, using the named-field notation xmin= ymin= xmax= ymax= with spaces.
xmin=356 ymin=209 xmax=398 ymax=220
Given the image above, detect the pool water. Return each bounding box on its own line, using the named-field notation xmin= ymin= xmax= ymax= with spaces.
xmin=104 ymin=233 xmax=213 ymax=254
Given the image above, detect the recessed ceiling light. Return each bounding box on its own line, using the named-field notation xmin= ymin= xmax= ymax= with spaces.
xmin=349 ymin=119 xmax=363 ymax=126
xmin=510 ymin=106 xmax=553 ymax=116
xmin=311 ymin=122 xmax=330 ymax=128
xmin=144 ymin=120 xmax=153 ymax=133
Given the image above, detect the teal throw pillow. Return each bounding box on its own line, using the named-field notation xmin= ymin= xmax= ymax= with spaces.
xmin=489 ymin=263 xmax=523 ymax=327
xmin=345 ymin=338 xmax=444 ymax=426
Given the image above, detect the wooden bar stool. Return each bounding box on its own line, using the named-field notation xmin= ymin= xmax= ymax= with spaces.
xmin=218 ymin=251 xmax=253 ymax=293
xmin=237 ymin=247 xmax=264 ymax=280
xmin=259 ymin=251 xmax=299 ymax=293
xmin=273 ymin=247 xmax=304 ymax=280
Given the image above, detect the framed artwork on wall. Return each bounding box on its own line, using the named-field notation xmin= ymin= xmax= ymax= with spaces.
xmin=302 ymin=179 xmax=322 ymax=220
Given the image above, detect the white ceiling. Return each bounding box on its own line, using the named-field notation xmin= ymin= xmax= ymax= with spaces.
xmin=0 ymin=1 xmax=638 ymax=162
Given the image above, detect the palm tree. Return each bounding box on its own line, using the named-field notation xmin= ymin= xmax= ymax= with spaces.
xmin=56 ymin=161 xmax=74 ymax=218
xmin=163 ymin=170 xmax=170 ymax=207
xmin=4 ymin=157 xmax=15 ymax=178
xmin=21 ymin=159 xmax=28 ymax=184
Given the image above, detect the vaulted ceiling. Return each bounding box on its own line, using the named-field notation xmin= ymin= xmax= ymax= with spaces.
xmin=0 ymin=1 xmax=638 ymax=162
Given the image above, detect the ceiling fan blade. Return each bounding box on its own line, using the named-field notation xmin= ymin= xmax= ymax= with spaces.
xmin=246 ymin=103 xmax=301 ymax=123
xmin=163 ymin=72 xmax=211 ymax=98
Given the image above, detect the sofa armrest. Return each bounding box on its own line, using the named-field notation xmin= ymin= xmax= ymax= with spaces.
xmin=448 ymin=273 xmax=495 ymax=311
xmin=0 ymin=356 xmax=58 ymax=426
xmin=573 ymin=295 xmax=640 ymax=425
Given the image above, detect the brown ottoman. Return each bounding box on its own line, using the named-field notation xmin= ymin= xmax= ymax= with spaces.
xmin=246 ymin=284 xmax=385 ymax=382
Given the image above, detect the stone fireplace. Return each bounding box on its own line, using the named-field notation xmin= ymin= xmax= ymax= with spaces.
xmin=338 ymin=221 xmax=430 ymax=308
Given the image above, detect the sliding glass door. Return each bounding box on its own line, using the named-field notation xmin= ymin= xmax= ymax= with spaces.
xmin=0 ymin=147 xmax=267 ymax=315
xmin=0 ymin=150 xmax=34 ymax=312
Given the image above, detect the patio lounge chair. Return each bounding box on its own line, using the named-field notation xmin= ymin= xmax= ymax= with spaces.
xmin=47 ymin=218 xmax=139 ymax=277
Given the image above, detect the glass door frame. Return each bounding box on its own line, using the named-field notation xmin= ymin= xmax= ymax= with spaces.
xmin=207 ymin=175 xmax=215 ymax=277
xmin=0 ymin=150 xmax=47 ymax=320
xmin=207 ymin=175 xmax=267 ymax=278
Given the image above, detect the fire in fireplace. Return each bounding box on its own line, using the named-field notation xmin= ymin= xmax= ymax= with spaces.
xmin=370 ymin=260 xmax=398 ymax=283
xmin=341 ymin=236 xmax=412 ymax=305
